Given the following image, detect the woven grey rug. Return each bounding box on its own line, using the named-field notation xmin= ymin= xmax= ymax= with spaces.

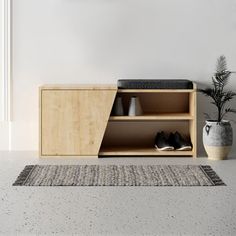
xmin=13 ymin=165 xmax=225 ymax=186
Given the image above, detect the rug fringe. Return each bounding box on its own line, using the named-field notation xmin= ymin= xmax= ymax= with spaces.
xmin=13 ymin=165 xmax=35 ymax=186
xmin=200 ymin=165 xmax=226 ymax=186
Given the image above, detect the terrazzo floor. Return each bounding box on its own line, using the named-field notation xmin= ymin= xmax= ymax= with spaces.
xmin=0 ymin=151 xmax=236 ymax=236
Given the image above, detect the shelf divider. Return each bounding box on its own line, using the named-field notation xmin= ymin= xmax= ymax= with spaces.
xmin=99 ymin=146 xmax=193 ymax=156
xmin=109 ymin=113 xmax=193 ymax=121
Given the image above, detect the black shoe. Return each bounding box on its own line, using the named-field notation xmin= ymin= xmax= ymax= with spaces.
xmin=155 ymin=132 xmax=174 ymax=151
xmin=168 ymin=132 xmax=192 ymax=151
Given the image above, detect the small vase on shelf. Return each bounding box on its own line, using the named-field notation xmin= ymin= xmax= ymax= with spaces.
xmin=128 ymin=96 xmax=143 ymax=116
xmin=112 ymin=96 xmax=125 ymax=116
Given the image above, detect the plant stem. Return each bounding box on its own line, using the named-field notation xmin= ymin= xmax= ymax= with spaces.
xmin=218 ymin=106 xmax=221 ymax=122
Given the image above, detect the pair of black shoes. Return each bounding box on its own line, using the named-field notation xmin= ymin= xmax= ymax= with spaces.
xmin=155 ymin=131 xmax=192 ymax=151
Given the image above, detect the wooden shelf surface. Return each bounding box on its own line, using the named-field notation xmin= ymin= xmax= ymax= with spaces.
xmin=99 ymin=147 xmax=193 ymax=156
xmin=109 ymin=113 xmax=193 ymax=121
xmin=40 ymin=84 xmax=117 ymax=90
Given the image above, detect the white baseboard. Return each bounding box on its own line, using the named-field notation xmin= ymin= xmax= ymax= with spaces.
xmin=10 ymin=121 xmax=38 ymax=151
xmin=0 ymin=121 xmax=38 ymax=151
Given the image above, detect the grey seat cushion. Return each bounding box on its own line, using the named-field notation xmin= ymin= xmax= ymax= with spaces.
xmin=117 ymin=79 xmax=193 ymax=89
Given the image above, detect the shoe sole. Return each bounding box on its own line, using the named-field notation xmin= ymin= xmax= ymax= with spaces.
xmin=155 ymin=145 xmax=174 ymax=151
xmin=176 ymin=146 xmax=192 ymax=151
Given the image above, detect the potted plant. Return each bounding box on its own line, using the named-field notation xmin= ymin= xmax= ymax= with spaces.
xmin=199 ymin=55 xmax=236 ymax=160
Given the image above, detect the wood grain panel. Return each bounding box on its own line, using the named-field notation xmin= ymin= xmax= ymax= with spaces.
xmin=40 ymin=89 xmax=116 ymax=156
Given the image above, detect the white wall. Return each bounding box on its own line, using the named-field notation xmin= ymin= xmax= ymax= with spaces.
xmin=6 ymin=0 xmax=236 ymax=155
xmin=0 ymin=0 xmax=3 ymax=119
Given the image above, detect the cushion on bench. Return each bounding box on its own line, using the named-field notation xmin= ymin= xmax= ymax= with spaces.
xmin=117 ymin=79 xmax=193 ymax=89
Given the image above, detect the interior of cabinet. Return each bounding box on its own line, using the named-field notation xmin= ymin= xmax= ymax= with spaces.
xmin=102 ymin=120 xmax=190 ymax=147
xmin=99 ymin=121 xmax=192 ymax=156
xmin=111 ymin=92 xmax=190 ymax=116
xmin=99 ymin=89 xmax=196 ymax=157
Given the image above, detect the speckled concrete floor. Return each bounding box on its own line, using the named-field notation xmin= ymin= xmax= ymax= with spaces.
xmin=0 ymin=152 xmax=236 ymax=236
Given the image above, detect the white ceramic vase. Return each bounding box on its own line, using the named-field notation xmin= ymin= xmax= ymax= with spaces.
xmin=203 ymin=120 xmax=233 ymax=160
xmin=128 ymin=96 xmax=143 ymax=116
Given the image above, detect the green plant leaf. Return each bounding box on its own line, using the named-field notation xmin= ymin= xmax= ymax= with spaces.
xmin=216 ymin=55 xmax=227 ymax=73
xmin=221 ymin=108 xmax=236 ymax=120
xmin=221 ymin=91 xmax=236 ymax=105
xmin=225 ymin=108 xmax=236 ymax=113
xmin=214 ymin=71 xmax=231 ymax=87
xmin=198 ymin=88 xmax=215 ymax=97
xmin=198 ymin=56 xmax=236 ymax=122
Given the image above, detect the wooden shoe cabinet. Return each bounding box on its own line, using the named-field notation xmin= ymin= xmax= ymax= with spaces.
xmin=39 ymin=84 xmax=197 ymax=158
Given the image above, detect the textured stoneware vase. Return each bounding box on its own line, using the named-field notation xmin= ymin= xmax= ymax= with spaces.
xmin=203 ymin=120 xmax=233 ymax=160
xmin=128 ymin=96 xmax=143 ymax=116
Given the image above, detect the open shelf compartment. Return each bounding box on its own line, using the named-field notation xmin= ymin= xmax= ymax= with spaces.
xmin=111 ymin=91 xmax=191 ymax=119
xmin=109 ymin=113 xmax=193 ymax=121
xmin=99 ymin=121 xmax=194 ymax=157
xmin=99 ymin=85 xmax=197 ymax=157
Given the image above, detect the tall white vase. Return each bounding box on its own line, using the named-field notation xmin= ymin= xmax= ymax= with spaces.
xmin=128 ymin=96 xmax=143 ymax=116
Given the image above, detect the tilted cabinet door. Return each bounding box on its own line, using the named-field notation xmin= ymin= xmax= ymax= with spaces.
xmin=40 ymin=88 xmax=116 ymax=156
